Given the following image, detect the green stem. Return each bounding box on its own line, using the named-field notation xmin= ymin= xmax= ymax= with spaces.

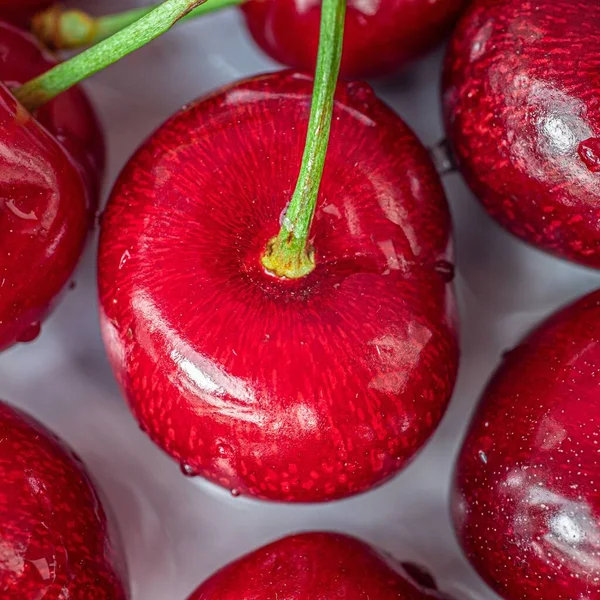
xmin=33 ymin=0 xmax=243 ymax=51
xmin=261 ymin=0 xmax=346 ymax=279
xmin=15 ymin=0 xmax=205 ymax=111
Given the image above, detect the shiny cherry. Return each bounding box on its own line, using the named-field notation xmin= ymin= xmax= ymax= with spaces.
xmin=0 ymin=0 xmax=51 ymax=26
xmin=242 ymin=0 xmax=467 ymax=80
xmin=443 ymin=0 xmax=600 ymax=268
xmin=453 ymin=289 xmax=600 ymax=599
xmin=0 ymin=400 xmax=128 ymax=598
xmin=187 ymin=532 xmax=448 ymax=599
xmin=0 ymin=82 xmax=87 ymax=350
xmin=98 ymin=70 xmax=458 ymax=503
xmin=0 ymin=21 xmax=105 ymax=216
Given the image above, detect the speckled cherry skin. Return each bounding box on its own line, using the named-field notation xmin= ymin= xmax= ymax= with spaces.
xmin=453 ymin=289 xmax=600 ymax=600
xmin=242 ymin=0 xmax=467 ymax=80
xmin=0 ymin=83 xmax=87 ymax=350
xmin=0 ymin=0 xmax=51 ymax=26
xmin=98 ymin=71 xmax=458 ymax=502
xmin=0 ymin=21 xmax=106 ymax=216
xmin=0 ymin=400 xmax=128 ymax=598
xmin=187 ymin=532 xmax=448 ymax=599
xmin=443 ymin=0 xmax=600 ymax=268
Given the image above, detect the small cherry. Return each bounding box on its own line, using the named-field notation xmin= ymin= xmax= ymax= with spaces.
xmin=187 ymin=532 xmax=449 ymax=599
xmin=0 ymin=0 xmax=51 ymax=26
xmin=0 ymin=0 xmax=205 ymax=351
xmin=98 ymin=0 xmax=458 ymax=502
xmin=0 ymin=20 xmax=105 ymax=216
xmin=453 ymin=289 xmax=600 ymax=599
xmin=0 ymin=400 xmax=128 ymax=597
xmin=443 ymin=0 xmax=600 ymax=268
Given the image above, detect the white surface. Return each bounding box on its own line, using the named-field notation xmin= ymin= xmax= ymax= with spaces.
xmin=2 ymin=2 xmax=600 ymax=599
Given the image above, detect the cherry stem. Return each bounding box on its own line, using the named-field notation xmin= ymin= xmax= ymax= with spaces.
xmin=261 ymin=0 xmax=346 ymax=279
xmin=33 ymin=0 xmax=243 ymax=51
xmin=14 ymin=0 xmax=205 ymax=112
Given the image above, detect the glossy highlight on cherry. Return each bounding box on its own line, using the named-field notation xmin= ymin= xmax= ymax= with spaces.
xmin=242 ymin=0 xmax=467 ymax=79
xmin=187 ymin=532 xmax=448 ymax=599
xmin=0 ymin=400 xmax=128 ymax=598
xmin=443 ymin=0 xmax=600 ymax=268
xmin=98 ymin=70 xmax=459 ymax=503
xmin=453 ymin=289 xmax=600 ymax=600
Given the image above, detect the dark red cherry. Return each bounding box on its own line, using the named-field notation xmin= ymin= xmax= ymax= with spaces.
xmin=0 ymin=83 xmax=87 ymax=350
xmin=0 ymin=400 xmax=128 ymax=597
xmin=98 ymin=70 xmax=458 ymax=503
xmin=453 ymin=289 xmax=600 ymax=600
xmin=0 ymin=0 xmax=51 ymax=26
xmin=443 ymin=0 xmax=600 ymax=267
xmin=242 ymin=0 xmax=467 ymax=80
xmin=187 ymin=532 xmax=447 ymax=599
xmin=0 ymin=21 xmax=105 ymax=216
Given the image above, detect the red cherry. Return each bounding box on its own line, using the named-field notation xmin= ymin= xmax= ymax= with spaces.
xmin=0 ymin=83 xmax=87 ymax=350
xmin=0 ymin=21 xmax=106 ymax=216
xmin=98 ymin=70 xmax=458 ymax=502
xmin=443 ymin=0 xmax=600 ymax=268
xmin=241 ymin=0 xmax=467 ymax=80
xmin=0 ymin=400 xmax=128 ymax=597
xmin=453 ymin=289 xmax=600 ymax=599
xmin=187 ymin=532 xmax=447 ymax=599
xmin=0 ymin=0 xmax=51 ymax=26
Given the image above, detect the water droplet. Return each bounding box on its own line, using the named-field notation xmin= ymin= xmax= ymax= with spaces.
xmin=213 ymin=440 xmax=233 ymax=458
xmin=230 ymin=488 xmax=241 ymax=497
xmin=434 ymin=260 xmax=455 ymax=282
xmin=17 ymin=323 xmax=41 ymax=343
xmin=119 ymin=249 xmax=131 ymax=269
xmin=180 ymin=463 xmax=197 ymax=477
xmin=345 ymin=81 xmax=374 ymax=103
xmin=578 ymin=138 xmax=600 ymax=172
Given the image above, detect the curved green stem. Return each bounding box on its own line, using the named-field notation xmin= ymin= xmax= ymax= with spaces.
xmin=33 ymin=0 xmax=243 ymax=51
xmin=15 ymin=0 xmax=205 ymax=111
xmin=261 ymin=0 xmax=346 ymax=279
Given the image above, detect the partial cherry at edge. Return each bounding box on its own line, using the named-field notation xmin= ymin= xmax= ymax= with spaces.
xmin=443 ymin=0 xmax=600 ymax=267
xmin=242 ymin=0 xmax=468 ymax=80
xmin=0 ymin=400 xmax=128 ymax=597
xmin=0 ymin=21 xmax=106 ymax=217
xmin=98 ymin=70 xmax=459 ymax=503
xmin=0 ymin=0 xmax=51 ymax=26
xmin=453 ymin=289 xmax=600 ymax=600
xmin=187 ymin=532 xmax=449 ymax=599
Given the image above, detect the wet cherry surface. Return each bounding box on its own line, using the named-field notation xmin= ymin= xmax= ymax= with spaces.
xmin=187 ymin=532 xmax=448 ymax=599
xmin=0 ymin=83 xmax=87 ymax=351
xmin=0 ymin=21 xmax=106 ymax=216
xmin=0 ymin=400 xmax=128 ymax=598
xmin=242 ymin=0 xmax=467 ymax=80
xmin=443 ymin=0 xmax=600 ymax=268
xmin=453 ymin=289 xmax=600 ymax=600
xmin=98 ymin=71 xmax=459 ymax=502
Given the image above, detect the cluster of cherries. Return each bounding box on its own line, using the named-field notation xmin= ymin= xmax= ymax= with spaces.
xmin=0 ymin=0 xmax=598 ymax=598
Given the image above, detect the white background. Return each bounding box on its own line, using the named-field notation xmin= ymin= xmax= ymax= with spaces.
xmin=3 ymin=1 xmax=600 ymax=598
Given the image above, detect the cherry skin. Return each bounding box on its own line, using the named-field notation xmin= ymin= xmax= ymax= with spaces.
xmin=98 ymin=70 xmax=458 ymax=502
xmin=0 ymin=400 xmax=128 ymax=598
xmin=0 ymin=21 xmax=106 ymax=216
xmin=443 ymin=0 xmax=600 ymax=268
xmin=0 ymin=83 xmax=87 ymax=350
xmin=242 ymin=0 xmax=468 ymax=80
xmin=187 ymin=532 xmax=448 ymax=599
xmin=453 ymin=289 xmax=600 ymax=600
xmin=0 ymin=0 xmax=51 ymax=26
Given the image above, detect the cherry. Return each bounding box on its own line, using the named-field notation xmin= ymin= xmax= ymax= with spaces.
xmin=443 ymin=0 xmax=600 ymax=268
xmin=0 ymin=83 xmax=87 ymax=350
xmin=0 ymin=21 xmax=105 ymax=216
xmin=0 ymin=0 xmax=51 ymax=26
xmin=242 ymin=0 xmax=467 ymax=79
xmin=187 ymin=532 xmax=447 ymax=599
xmin=98 ymin=70 xmax=458 ymax=502
xmin=453 ymin=289 xmax=600 ymax=599
xmin=0 ymin=400 xmax=128 ymax=597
